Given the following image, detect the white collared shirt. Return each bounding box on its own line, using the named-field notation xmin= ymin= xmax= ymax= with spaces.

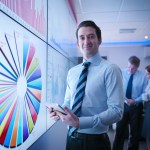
xmin=63 ymin=52 xmax=124 ymax=134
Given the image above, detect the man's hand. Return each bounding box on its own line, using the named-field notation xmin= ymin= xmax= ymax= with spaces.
xmin=56 ymin=106 xmax=79 ymax=128
xmin=127 ymin=99 xmax=136 ymax=105
xmin=47 ymin=106 xmax=60 ymax=121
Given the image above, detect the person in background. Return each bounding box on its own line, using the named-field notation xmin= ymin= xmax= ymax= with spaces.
xmin=48 ymin=20 xmax=124 ymax=150
xmin=142 ymin=65 xmax=150 ymax=150
xmin=113 ymin=56 xmax=148 ymax=150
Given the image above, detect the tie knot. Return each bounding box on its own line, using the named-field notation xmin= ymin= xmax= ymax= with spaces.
xmin=130 ymin=74 xmax=134 ymax=78
xmin=83 ymin=62 xmax=91 ymax=68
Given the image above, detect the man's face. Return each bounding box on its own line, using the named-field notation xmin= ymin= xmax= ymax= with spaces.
xmin=77 ymin=26 xmax=101 ymax=59
xmin=127 ymin=62 xmax=138 ymax=74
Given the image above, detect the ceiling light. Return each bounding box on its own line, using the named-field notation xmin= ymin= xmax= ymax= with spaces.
xmin=119 ymin=28 xmax=136 ymax=33
xmin=145 ymin=36 xmax=148 ymax=39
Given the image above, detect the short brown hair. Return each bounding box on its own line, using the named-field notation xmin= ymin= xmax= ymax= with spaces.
xmin=128 ymin=56 xmax=140 ymax=67
xmin=145 ymin=65 xmax=150 ymax=73
xmin=76 ymin=20 xmax=102 ymax=43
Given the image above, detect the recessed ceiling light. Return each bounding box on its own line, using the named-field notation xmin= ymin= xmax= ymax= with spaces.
xmin=145 ymin=36 xmax=148 ymax=39
xmin=119 ymin=28 xmax=136 ymax=33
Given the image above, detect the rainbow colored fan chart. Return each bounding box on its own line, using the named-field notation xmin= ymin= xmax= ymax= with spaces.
xmin=0 ymin=32 xmax=42 ymax=148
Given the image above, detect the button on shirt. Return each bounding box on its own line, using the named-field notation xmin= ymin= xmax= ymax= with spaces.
xmin=63 ymin=52 xmax=124 ymax=134
xmin=122 ymin=69 xmax=148 ymax=104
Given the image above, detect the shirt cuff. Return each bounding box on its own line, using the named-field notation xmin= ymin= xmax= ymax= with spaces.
xmin=79 ymin=116 xmax=93 ymax=129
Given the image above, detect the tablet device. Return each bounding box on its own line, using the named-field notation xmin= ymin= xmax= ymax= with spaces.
xmin=45 ymin=103 xmax=66 ymax=115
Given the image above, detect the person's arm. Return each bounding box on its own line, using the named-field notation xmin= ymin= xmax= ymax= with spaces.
xmin=135 ymin=75 xmax=148 ymax=103
xmin=142 ymin=92 xmax=150 ymax=101
xmin=142 ymin=93 xmax=148 ymax=101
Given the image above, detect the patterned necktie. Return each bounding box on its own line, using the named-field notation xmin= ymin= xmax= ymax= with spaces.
xmin=68 ymin=61 xmax=91 ymax=136
xmin=126 ymin=74 xmax=133 ymax=99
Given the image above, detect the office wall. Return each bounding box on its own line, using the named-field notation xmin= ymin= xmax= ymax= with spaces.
xmin=100 ymin=46 xmax=150 ymax=71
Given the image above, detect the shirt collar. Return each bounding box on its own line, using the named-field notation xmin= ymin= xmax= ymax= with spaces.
xmin=126 ymin=69 xmax=138 ymax=76
xmin=82 ymin=52 xmax=102 ymax=66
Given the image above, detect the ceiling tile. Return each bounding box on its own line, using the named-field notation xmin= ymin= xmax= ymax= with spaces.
xmin=117 ymin=11 xmax=150 ymax=22
xmin=121 ymin=0 xmax=150 ymax=11
xmin=81 ymin=0 xmax=123 ymax=12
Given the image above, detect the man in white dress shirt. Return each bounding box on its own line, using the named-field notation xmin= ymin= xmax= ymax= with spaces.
xmin=49 ymin=20 xmax=124 ymax=150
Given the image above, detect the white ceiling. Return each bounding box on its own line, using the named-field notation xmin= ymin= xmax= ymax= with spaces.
xmin=71 ymin=0 xmax=150 ymax=46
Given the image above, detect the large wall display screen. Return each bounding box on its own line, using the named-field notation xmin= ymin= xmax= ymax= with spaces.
xmin=0 ymin=0 xmax=47 ymax=40
xmin=48 ymin=0 xmax=77 ymax=57
xmin=47 ymin=47 xmax=69 ymax=105
xmin=46 ymin=46 xmax=69 ymax=128
xmin=0 ymin=11 xmax=47 ymax=150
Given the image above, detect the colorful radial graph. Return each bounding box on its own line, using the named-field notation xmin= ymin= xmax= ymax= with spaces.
xmin=0 ymin=32 xmax=42 ymax=148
